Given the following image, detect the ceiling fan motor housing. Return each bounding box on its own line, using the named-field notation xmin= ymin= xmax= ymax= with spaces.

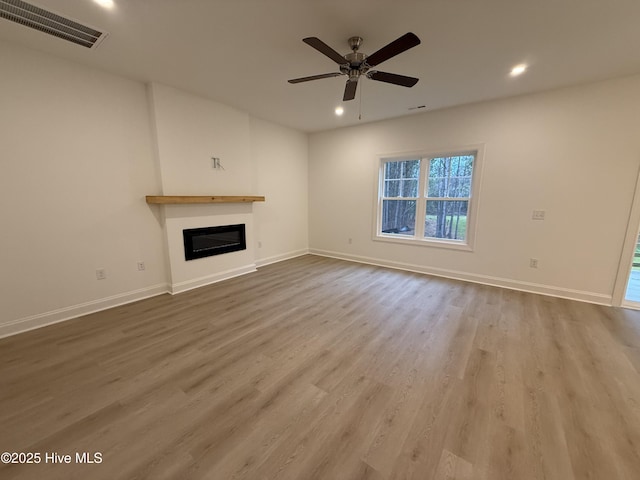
xmin=341 ymin=51 xmax=369 ymax=80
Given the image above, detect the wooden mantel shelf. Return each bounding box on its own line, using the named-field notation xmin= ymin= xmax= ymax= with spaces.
xmin=146 ymin=195 xmax=265 ymax=205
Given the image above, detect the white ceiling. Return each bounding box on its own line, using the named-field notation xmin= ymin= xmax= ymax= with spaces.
xmin=2 ymin=0 xmax=640 ymax=132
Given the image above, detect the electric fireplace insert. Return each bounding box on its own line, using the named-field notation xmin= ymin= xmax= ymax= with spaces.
xmin=183 ymin=224 xmax=246 ymax=261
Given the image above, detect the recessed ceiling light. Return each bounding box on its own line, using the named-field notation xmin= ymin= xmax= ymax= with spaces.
xmin=510 ymin=64 xmax=527 ymax=77
xmin=335 ymin=106 xmax=344 ymax=116
xmin=94 ymin=0 xmax=115 ymax=9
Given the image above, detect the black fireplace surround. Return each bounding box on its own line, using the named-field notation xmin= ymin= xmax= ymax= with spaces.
xmin=183 ymin=224 xmax=246 ymax=261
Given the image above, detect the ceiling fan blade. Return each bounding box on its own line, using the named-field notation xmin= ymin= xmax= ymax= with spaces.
xmin=288 ymin=72 xmax=344 ymax=84
xmin=368 ymin=71 xmax=419 ymax=87
xmin=365 ymin=32 xmax=421 ymax=67
xmin=303 ymin=37 xmax=349 ymax=65
xmin=343 ymin=79 xmax=358 ymax=101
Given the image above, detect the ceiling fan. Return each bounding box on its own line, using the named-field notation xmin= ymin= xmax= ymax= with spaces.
xmin=288 ymin=32 xmax=421 ymax=102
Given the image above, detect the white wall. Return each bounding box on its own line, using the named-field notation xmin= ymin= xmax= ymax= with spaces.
xmin=0 ymin=41 xmax=168 ymax=336
xmin=309 ymin=75 xmax=640 ymax=303
xmin=250 ymin=117 xmax=309 ymax=266
xmin=148 ymin=83 xmax=253 ymax=195
xmin=0 ymin=42 xmax=310 ymax=336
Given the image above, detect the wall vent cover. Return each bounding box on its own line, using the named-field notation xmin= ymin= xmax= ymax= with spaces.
xmin=0 ymin=0 xmax=108 ymax=49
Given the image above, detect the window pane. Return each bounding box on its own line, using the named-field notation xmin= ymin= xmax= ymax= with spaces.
xmin=427 ymin=155 xmax=474 ymax=198
xmin=425 ymin=200 xmax=468 ymax=240
xmin=381 ymin=199 xmax=416 ymax=235
xmin=384 ymin=160 xmax=419 ymax=197
xmin=385 ymin=179 xmax=418 ymax=197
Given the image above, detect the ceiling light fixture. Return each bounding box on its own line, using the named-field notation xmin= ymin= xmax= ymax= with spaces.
xmin=335 ymin=106 xmax=344 ymax=116
xmin=510 ymin=64 xmax=527 ymax=77
xmin=93 ymin=0 xmax=115 ymax=9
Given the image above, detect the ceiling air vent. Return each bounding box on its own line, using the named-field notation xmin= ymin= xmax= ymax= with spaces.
xmin=0 ymin=0 xmax=108 ymax=49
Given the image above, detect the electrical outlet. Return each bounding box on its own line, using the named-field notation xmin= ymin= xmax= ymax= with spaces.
xmin=348 ymin=238 xmax=353 ymax=244
xmin=137 ymin=261 xmax=145 ymax=271
xmin=96 ymin=268 xmax=106 ymax=280
xmin=532 ymin=210 xmax=545 ymax=220
xmin=529 ymin=258 xmax=538 ymax=269
xmin=258 ymin=241 xmax=262 ymax=248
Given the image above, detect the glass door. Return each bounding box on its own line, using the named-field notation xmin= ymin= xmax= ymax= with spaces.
xmin=624 ymin=233 xmax=640 ymax=306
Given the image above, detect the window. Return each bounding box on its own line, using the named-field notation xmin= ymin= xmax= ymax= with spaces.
xmin=376 ymin=148 xmax=482 ymax=250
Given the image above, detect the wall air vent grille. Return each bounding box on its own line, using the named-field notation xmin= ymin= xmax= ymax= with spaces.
xmin=0 ymin=0 xmax=107 ymax=49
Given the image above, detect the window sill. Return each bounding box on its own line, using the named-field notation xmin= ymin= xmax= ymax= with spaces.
xmin=373 ymin=234 xmax=473 ymax=251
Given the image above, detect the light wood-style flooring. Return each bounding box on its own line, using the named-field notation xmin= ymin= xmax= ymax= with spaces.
xmin=1 ymin=255 xmax=640 ymax=479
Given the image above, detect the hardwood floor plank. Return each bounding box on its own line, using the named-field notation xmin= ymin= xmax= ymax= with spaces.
xmin=433 ymin=449 xmax=473 ymax=480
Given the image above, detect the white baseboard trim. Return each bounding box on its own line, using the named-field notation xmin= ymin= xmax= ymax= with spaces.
xmin=0 ymin=283 xmax=169 ymax=339
xmin=309 ymin=249 xmax=612 ymax=306
xmin=255 ymin=248 xmax=310 ymax=268
xmin=170 ymin=264 xmax=257 ymax=294
xmin=4 ymin=249 xmax=608 ymax=340
xmin=0 ymin=252 xmax=309 ymax=339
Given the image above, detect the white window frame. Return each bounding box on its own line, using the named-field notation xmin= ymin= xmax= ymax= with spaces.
xmin=373 ymin=145 xmax=484 ymax=251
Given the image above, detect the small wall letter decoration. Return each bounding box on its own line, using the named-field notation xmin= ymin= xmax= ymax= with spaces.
xmin=211 ymin=157 xmax=225 ymax=170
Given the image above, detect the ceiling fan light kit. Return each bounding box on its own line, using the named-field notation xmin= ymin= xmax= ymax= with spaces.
xmin=288 ymin=32 xmax=421 ymax=102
